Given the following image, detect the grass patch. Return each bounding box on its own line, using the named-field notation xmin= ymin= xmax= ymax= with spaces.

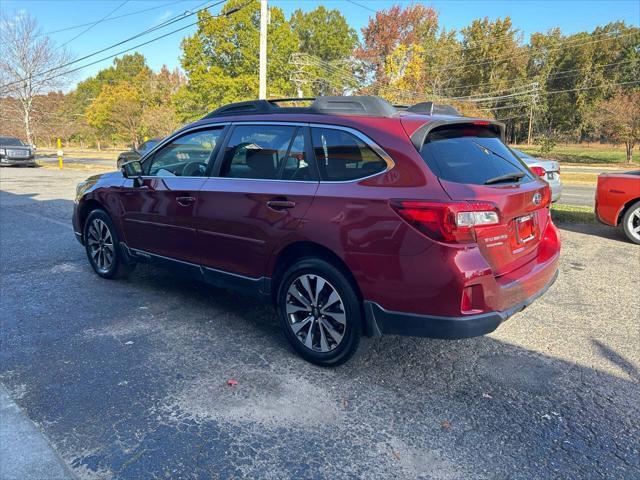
xmin=38 ymin=162 xmax=112 ymax=173
xmin=550 ymin=204 xmax=596 ymax=224
xmin=515 ymin=144 xmax=638 ymax=166
xmin=560 ymin=171 xmax=599 ymax=185
xmin=36 ymin=149 xmax=118 ymax=161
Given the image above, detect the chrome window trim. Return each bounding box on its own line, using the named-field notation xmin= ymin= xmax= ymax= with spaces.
xmin=201 ymin=176 xmax=318 ymax=184
xmin=134 ymin=120 xmax=396 ymax=183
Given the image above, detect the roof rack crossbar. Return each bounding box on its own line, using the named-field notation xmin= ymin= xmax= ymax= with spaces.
xmin=203 ymin=96 xmax=397 ymax=119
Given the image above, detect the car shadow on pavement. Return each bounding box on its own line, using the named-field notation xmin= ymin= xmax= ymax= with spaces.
xmin=1 ymin=189 xmax=639 ymax=479
xmin=555 ymin=220 xmax=632 ymax=244
xmin=592 ymin=339 xmax=640 ymax=383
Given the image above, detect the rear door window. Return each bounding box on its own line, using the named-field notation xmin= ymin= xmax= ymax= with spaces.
xmin=311 ymin=127 xmax=387 ymax=181
xmin=420 ymin=125 xmax=531 ymax=185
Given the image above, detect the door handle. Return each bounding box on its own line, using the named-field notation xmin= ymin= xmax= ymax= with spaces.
xmin=176 ymin=196 xmax=196 ymax=206
xmin=266 ymin=199 xmax=296 ymax=211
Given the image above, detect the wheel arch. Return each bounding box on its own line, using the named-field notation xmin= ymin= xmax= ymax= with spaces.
xmin=270 ymin=241 xmax=363 ymax=306
xmin=78 ymin=198 xmax=109 ymax=239
xmin=616 ymin=197 xmax=640 ymax=225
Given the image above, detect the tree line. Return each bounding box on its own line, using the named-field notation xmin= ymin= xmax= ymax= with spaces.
xmin=1 ymin=1 xmax=638 ymax=160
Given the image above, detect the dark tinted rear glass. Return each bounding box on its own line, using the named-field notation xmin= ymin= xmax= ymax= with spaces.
xmin=420 ymin=125 xmax=531 ymax=185
xmin=312 ymin=127 xmax=387 ymax=181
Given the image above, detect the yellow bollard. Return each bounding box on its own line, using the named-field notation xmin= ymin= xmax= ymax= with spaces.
xmin=57 ymin=138 xmax=63 ymax=169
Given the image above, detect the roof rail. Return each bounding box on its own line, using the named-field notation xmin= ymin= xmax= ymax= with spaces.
xmin=203 ymin=95 xmax=397 ymax=118
xmin=405 ymin=102 xmax=461 ymax=116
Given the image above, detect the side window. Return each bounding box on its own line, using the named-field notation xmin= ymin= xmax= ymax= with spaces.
xmin=311 ymin=127 xmax=387 ymax=181
xmin=147 ymin=129 xmax=222 ymax=177
xmin=220 ymin=125 xmax=310 ymax=180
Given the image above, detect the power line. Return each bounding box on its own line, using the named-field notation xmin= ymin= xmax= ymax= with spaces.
xmin=58 ymin=0 xmax=130 ymax=49
xmin=497 ymin=113 xmax=530 ymax=121
xmin=345 ymin=0 xmax=376 ymax=13
xmin=356 ymin=30 xmax=637 ymax=76
xmin=0 ymin=2 xmax=247 ymax=97
xmin=441 ymin=31 xmax=638 ymax=72
xmin=0 ymin=0 xmax=224 ymax=92
xmin=540 ymin=80 xmax=640 ymax=96
xmin=435 ymin=59 xmax=637 ymax=95
xmin=484 ymin=102 xmax=533 ymax=111
xmin=292 ymin=54 xmax=638 ymax=105
xmin=40 ymin=0 xmax=191 ymax=37
xmin=345 ymin=0 xmax=639 ymax=61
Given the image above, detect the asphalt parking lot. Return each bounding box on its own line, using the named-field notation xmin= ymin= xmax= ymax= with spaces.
xmin=1 ymin=166 xmax=639 ymax=480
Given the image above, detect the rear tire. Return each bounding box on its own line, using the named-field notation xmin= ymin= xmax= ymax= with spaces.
xmin=84 ymin=209 xmax=133 ymax=278
xmin=277 ymin=258 xmax=363 ymax=367
xmin=621 ymin=201 xmax=640 ymax=245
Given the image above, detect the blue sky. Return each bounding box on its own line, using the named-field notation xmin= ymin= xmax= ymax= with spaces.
xmin=2 ymin=0 xmax=639 ymax=89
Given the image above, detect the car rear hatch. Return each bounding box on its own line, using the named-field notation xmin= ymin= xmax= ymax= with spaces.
xmin=405 ymin=119 xmax=551 ymax=276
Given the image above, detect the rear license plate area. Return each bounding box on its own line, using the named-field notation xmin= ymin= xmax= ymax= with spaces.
xmin=516 ymin=214 xmax=536 ymax=244
xmin=547 ymin=172 xmax=555 ymax=180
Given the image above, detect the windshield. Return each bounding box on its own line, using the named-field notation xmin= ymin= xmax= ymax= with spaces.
xmin=511 ymin=148 xmax=531 ymax=159
xmin=0 ymin=137 xmax=25 ymax=146
xmin=141 ymin=140 xmax=159 ymax=151
xmin=420 ymin=125 xmax=532 ymax=185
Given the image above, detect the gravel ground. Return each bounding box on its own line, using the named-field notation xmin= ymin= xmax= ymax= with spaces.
xmin=1 ymin=166 xmax=639 ymax=480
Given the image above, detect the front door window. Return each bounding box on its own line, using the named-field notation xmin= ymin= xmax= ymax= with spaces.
xmin=146 ymin=129 xmax=223 ymax=177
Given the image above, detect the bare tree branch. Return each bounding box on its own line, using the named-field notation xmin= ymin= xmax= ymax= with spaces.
xmin=0 ymin=10 xmax=74 ymax=143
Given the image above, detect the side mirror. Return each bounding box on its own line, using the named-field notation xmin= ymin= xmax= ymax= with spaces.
xmin=121 ymin=160 xmax=143 ymax=180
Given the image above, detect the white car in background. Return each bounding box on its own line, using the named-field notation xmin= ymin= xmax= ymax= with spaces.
xmin=511 ymin=148 xmax=562 ymax=203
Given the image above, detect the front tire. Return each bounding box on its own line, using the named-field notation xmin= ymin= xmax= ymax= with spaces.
xmin=621 ymin=201 xmax=640 ymax=245
xmin=277 ymin=258 xmax=363 ymax=367
xmin=84 ymin=209 xmax=133 ymax=278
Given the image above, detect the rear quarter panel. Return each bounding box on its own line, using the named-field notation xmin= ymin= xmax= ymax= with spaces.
xmin=596 ymin=174 xmax=640 ymax=226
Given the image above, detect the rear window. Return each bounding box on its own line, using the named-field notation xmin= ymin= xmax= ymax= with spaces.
xmin=312 ymin=127 xmax=387 ymax=181
xmin=420 ymin=125 xmax=531 ymax=185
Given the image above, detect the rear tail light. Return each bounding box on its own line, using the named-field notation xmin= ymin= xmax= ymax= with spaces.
xmin=390 ymin=200 xmax=500 ymax=244
xmin=540 ymin=184 xmax=551 ymax=207
xmin=530 ymin=166 xmax=546 ymax=177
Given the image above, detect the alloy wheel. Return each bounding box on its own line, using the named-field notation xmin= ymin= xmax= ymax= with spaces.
xmin=87 ymin=218 xmax=114 ymax=274
xmin=285 ymin=274 xmax=346 ymax=353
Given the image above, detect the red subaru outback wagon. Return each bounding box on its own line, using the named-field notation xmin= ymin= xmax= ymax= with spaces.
xmin=73 ymin=96 xmax=560 ymax=366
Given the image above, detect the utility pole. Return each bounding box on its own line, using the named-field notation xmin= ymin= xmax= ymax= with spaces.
xmin=527 ymin=82 xmax=539 ymax=145
xmin=259 ymin=0 xmax=268 ymax=99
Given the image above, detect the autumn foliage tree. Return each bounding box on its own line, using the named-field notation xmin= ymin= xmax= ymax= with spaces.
xmin=175 ymin=0 xmax=298 ymax=121
xmin=356 ymin=4 xmax=438 ymax=95
xmin=595 ymin=90 xmax=640 ymax=163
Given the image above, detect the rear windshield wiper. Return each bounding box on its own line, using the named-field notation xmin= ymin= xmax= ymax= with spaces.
xmin=471 ymin=140 xmax=526 ymax=171
xmin=484 ymin=172 xmax=526 ymax=185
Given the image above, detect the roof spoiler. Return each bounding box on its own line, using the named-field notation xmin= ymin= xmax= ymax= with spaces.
xmin=409 ymin=119 xmax=506 ymax=150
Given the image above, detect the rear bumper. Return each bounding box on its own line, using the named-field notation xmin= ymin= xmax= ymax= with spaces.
xmin=364 ymin=270 xmax=558 ymax=339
